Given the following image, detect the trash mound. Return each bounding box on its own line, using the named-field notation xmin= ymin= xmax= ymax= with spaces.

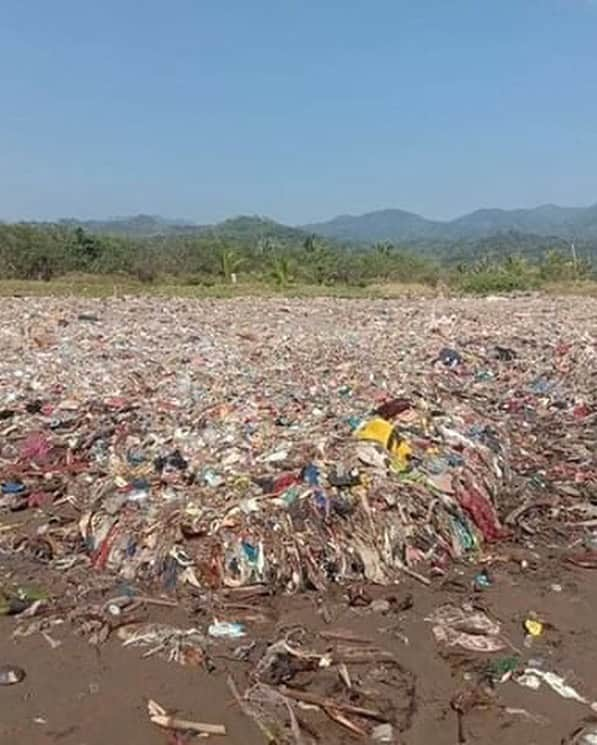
xmin=1 ymin=296 xmax=595 ymax=595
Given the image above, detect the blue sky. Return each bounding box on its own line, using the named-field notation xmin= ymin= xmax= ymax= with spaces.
xmin=1 ymin=0 xmax=596 ymax=224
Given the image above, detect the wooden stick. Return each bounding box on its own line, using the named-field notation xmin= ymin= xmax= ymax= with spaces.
xmin=319 ymin=630 xmax=373 ymax=644
xmin=338 ymin=663 xmax=352 ymax=690
xmin=285 ymin=700 xmax=306 ymax=745
xmin=226 ymin=676 xmax=278 ymax=744
xmin=148 ymin=699 xmax=226 ymax=736
xmin=279 ymin=686 xmax=386 ymax=722
xmin=150 ymin=713 xmax=226 ymax=735
xmin=334 ymin=652 xmax=397 ymax=665
xmin=138 ymin=596 xmax=179 ymax=607
xmin=399 ymin=563 xmax=431 ymax=586
xmin=106 ymin=595 xmax=178 ymax=609
xmin=324 ymin=706 xmax=367 ymax=736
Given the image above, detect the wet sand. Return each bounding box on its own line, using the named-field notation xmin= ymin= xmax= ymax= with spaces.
xmin=2 ymin=551 xmax=596 ymax=745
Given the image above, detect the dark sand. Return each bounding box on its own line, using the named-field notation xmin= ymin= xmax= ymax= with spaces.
xmin=2 ymin=552 xmax=595 ymax=745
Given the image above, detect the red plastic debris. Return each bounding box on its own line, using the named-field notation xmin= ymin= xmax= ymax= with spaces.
xmin=456 ymin=485 xmax=508 ymax=542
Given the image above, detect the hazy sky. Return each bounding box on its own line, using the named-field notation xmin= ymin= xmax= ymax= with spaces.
xmin=1 ymin=0 xmax=597 ymax=224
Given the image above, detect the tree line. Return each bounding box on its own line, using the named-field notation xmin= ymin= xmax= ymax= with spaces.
xmin=0 ymin=222 xmax=593 ymax=291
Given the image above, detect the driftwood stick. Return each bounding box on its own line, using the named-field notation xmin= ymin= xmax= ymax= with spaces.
xmin=147 ymin=699 xmax=226 ymax=736
xmin=279 ymin=686 xmax=387 ymax=722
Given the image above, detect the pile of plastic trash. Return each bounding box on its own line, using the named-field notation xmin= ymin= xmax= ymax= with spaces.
xmin=0 ymin=295 xmax=595 ymax=595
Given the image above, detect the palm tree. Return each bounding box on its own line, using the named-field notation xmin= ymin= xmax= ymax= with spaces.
xmin=304 ymin=234 xmax=317 ymax=253
xmin=270 ymin=253 xmax=292 ymax=286
xmin=219 ymin=247 xmax=244 ymax=282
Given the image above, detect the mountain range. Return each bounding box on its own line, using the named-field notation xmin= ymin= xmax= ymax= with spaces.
xmin=55 ymin=202 xmax=597 ymax=244
xmin=303 ymin=203 xmax=597 ymax=242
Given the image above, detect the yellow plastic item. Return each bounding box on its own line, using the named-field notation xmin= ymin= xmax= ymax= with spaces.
xmin=524 ymin=619 xmax=543 ymax=637
xmin=356 ymin=417 xmax=393 ymax=445
xmin=395 ymin=439 xmax=413 ymax=461
xmin=356 ymin=417 xmax=412 ymax=464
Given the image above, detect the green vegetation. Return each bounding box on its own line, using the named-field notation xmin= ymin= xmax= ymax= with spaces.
xmin=453 ymin=252 xmax=593 ymax=294
xmin=0 ymin=220 xmax=594 ymax=295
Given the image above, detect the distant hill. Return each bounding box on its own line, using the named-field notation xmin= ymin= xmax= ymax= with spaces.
xmin=200 ymin=215 xmax=310 ymax=243
xmin=303 ymin=209 xmax=441 ymax=242
xmin=302 ymin=203 xmax=597 ymax=242
xmin=58 ymin=214 xmax=197 ymax=236
xmin=56 ymin=204 xmax=597 ymax=244
xmin=58 ymin=214 xmax=310 ymax=243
